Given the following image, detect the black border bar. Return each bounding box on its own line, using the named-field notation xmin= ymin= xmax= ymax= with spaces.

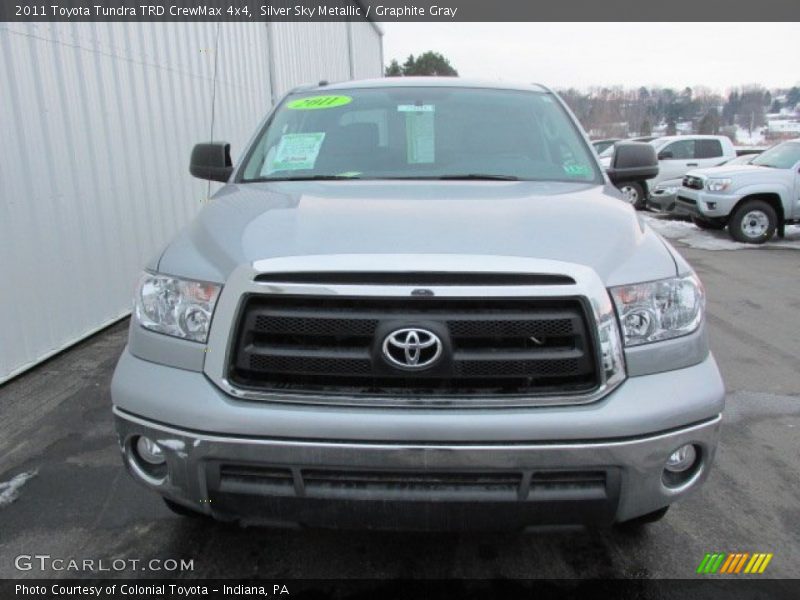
xmin=2 ymin=0 xmax=799 ymax=22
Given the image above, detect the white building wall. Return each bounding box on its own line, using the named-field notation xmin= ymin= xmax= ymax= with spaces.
xmin=0 ymin=20 xmax=383 ymax=383
xmin=268 ymin=22 xmax=352 ymax=96
xmin=350 ymin=21 xmax=384 ymax=80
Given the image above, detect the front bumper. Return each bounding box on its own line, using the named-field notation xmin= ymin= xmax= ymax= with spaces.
xmin=676 ymin=188 xmax=741 ymax=219
xmin=112 ymin=352 xmax=724 ymax=529
xmin=116 ymin=409 xmax=720 ymax=529
xmin=647 ymin=190 xmax=678 ymax=214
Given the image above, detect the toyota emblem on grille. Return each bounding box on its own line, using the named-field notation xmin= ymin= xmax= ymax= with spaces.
xmin=382 ymin=328 xmax=443 ymax=370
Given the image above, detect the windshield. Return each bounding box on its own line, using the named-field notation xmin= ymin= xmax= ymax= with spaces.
xmin=239 ymin=87 xmax=602 ymax=183
xmin=598 ymin=144 xmax=616 ymax=158
xmin=724 ymin=154 xmax=757 ymax=165
xmin=751 ymin=142 xmax=800 ymax=169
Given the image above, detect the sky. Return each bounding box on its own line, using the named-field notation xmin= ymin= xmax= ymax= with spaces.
xmin=380 ymin=23 xmax=800 ymax=92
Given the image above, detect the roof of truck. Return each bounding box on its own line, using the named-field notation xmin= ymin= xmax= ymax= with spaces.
xmin=293 ymin=77 xmax=551 ymax=94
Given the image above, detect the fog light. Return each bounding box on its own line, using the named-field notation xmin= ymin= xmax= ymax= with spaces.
xmin=136 ymin=436 xmax=165 ymax=465
xmin=706 ymin=201 xmax=717 ymax=210
xmin=665 ymin=444 xmax=697 ymax=473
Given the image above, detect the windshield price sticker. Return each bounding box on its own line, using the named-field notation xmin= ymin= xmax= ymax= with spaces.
xmin=287 ymin=95 xmax=352 ymax=110
xmin=398 ymin=104 xmax=436 ymax=113
xmin=269 ymin=133 xmax=326 ymax=171
xmin=406 ymin=111 xmax=435 ymax=164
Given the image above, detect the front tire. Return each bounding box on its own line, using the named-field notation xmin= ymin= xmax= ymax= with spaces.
xmin=728 ymin=200 xmax=777 ymax=244
xmin=692 ymin=216 xmax=726 ymax=230
xmin=617 ymin=182 xmax=646 ymax=210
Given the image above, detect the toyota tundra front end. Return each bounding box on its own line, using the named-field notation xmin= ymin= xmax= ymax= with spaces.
xmin=111 ymin=78 xmax=725 ymax=530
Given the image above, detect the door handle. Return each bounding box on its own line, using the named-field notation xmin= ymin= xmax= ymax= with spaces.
xmin=687 ymin=163 xmax=698 ymax=167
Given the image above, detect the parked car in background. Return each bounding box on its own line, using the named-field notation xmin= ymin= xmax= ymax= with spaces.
xmin=648 ymin=152 xmax=763 ymax=215
xmin=648 ymin=178 xmax=684 ymax=214
xmin=675 ymin=138 xmax=800 ymax=243
xmin=592 ymin=138 xmax=621 ymax=154
xmin=735 ymin=145 xmax=769 ymax=157
xmin=601 ymin=135 xmax=736 ymax=209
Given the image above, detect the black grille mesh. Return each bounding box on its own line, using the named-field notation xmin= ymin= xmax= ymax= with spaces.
xmin=229 ymin=294 xmax=599 ymax=400
xmin=682 ymin=175 xmax=704 ymax=190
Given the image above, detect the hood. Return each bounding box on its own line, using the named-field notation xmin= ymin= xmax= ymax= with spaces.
xmin=686 ymin=164 xmax=769 ymax=180
xmin=157 ymin=180 xmax=677 ymax=286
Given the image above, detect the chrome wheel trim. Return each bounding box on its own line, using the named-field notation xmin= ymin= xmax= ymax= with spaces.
xmin=620 ymin=185 xmax=639 ymax=204
xmin=740 ymin=210 xmax=769 ymax=238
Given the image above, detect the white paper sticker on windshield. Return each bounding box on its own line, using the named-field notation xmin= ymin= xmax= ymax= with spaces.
xmin=270 ymin=132 xmax=326 ymax=171
xmin=398 ymin=104 xmax=435 ymax=113
xmin=405 ymin=112 xmax=435 ymax=164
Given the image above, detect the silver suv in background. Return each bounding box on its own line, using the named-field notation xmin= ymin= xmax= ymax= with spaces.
xmin=111 ymin=78 xmax=724 ymax=531
xmin=676 ymin=139 xmax=800 ymax=243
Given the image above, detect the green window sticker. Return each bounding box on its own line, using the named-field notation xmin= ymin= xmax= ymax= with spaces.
xmin=563 ymin=164 xmax=593 ymax=177
xmin=270 ymin=132 xmax=326 ymax=171
xmin=286 ymin=95 xmax=352 ymax=110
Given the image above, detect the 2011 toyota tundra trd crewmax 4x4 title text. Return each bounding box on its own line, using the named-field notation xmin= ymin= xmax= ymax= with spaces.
xmin=111 ymin=78 xmax=725 ymax=530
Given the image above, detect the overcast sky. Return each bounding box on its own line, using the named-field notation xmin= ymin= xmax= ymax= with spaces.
xmin=380 ymin=23 xmax=800 ymax=92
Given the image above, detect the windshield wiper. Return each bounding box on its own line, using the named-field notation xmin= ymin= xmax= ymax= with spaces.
xmin=436 ymin=174 xmax=519 ymax=181
xmin=253 ymin=174 xmax=362 ymax=182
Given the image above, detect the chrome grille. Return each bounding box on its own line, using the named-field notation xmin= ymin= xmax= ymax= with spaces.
xmin=228 ymin=294 xmax=599 ymax=400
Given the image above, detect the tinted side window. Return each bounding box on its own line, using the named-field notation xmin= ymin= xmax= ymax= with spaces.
xmin=662 ymin=140 xmax=695 ymax=160
xmin=696 ymin=139 xmax=723 ymax=159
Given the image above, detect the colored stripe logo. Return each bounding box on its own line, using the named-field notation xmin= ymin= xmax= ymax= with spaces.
xmin=696 ymin=552 xmax=773 ymax=574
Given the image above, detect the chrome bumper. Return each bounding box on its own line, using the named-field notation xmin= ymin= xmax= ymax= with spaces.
xmin=115 ymin=409 xmax=721 ymax=529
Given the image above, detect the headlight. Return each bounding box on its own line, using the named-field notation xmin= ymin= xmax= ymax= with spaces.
xmin=655 ymin=185 xmax=678 ymax=195
xmin=134 ymin=272 xmax=221 ymax=342
xmin=593 ymin=294 xmax=626 ymax=388
xmin=706 ymin=178 xmax=732 ymax=192
xmin=609 ymin=274 xmax=704 ymax=346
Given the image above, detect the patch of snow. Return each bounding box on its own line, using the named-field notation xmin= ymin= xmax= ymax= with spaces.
xmin=734 ymin=126 xmax=766 ymax=145
xmin=642 ymin=214 xmax=800 ymax=251
xmin=0 ymin=470 xmax=38 ymax=507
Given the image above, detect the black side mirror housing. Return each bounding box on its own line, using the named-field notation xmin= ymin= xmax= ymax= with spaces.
xmin=190 ymin=142 xmax=233 ymax=183
xmin=607 ymin=142 xmax=659 ymax=185
xmin=657 ymin=150 xmax=673 ymax=160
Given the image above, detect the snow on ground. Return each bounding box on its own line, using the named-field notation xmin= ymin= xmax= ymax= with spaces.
xmin=0 ymin=470 xmax=38 ymax=507
xmin=734 ymin=126 xmax=766 ymax=146
xmin=642 ymin=214 xmax=800 ymax=251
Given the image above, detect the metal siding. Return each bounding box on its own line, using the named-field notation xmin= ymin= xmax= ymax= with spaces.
xmin=270 ymin=22 xmax=352 ymax=94
xmin=0 ymin=23 xmax=272 ymax=382
xmin=350 ymin=21 xmax=384 ymax=79
xmin=0 ymin=21 xmax=382 ymax=383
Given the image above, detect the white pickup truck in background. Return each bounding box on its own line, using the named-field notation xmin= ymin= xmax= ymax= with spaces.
xmin=600 ymin=135 xmax=736 ymax=208
xmin=675 ymin=139 xmax=800 ymax=243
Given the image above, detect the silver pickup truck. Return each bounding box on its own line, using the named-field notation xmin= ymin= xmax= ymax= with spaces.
xmin=111 ymin=78 xmax=724 ymax=531
xmin=675 ymin=139 xmax=800 ymax=243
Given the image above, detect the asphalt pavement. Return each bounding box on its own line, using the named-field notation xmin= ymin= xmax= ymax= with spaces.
xmin=1 ymin=238 xmax=798 ymax=580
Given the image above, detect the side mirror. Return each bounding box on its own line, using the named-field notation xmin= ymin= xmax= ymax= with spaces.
xmin=657 ymin=150 xmax=673 ymax=160
xmin=190 ymin=142 xmax=233 ymax=183
xmin=607 ymin=142 xmax=659 ymax=185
